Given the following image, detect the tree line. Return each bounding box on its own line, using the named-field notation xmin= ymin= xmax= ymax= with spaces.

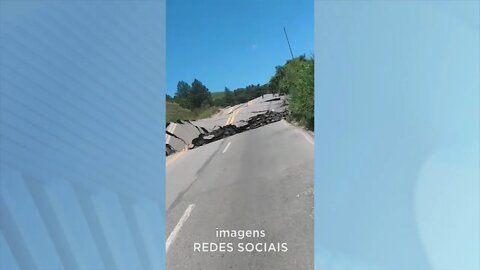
xmin=167 ymin=55 xmax=314 ymax=130
xmin=214 ymin=84 xmax=269 ymax=107
xmin=166 ymin=81 xmax=269 ymax=111
xmin=167 ymin=79 xmax=213 ymax=110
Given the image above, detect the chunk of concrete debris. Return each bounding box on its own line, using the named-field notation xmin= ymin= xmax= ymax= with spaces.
xmin=166 ymin=144 xmax=176 ymax=156
xmin=190 ymin=110 xmax=288 ymax=149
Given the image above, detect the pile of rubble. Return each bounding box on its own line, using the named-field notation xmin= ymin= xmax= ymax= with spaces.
xmin=166 ymin=110 xmax=287 ymax=155
xmin=190 ymin=110 xmax=288 ymax=149
xmin=166 ymin=95 xmax=289 ymax=156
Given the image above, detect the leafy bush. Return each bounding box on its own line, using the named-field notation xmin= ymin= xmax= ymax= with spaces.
xmin=173 ymin=79 xmax=213 ymax=110
xmin=269 ymin=56 xmax=314 ymax=130
xmin=212 ymin=84 xmax=268 ymax=108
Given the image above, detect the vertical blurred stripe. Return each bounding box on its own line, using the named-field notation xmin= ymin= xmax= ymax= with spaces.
xmin=1 ymin=1 xmax=166 ymax=269
xmin=315 ymin=1 xmax=479 ymax=269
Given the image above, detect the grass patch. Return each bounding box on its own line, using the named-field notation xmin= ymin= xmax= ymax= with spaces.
xmin=166 ymin=101 xmax=219 ymax=123
xmin=192 ymin=106 xmax=219 ymax=119
xmin=166 ymin=102 xmax=193 ymax=122
xmin=211 ymin=91 xmax=225 ymax=101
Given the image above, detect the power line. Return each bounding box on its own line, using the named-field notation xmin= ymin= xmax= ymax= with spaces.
xmin=283 ymin=26 xmax=294 ymax=60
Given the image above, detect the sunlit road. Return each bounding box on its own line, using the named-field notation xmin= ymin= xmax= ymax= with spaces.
xmin=166 ymin=96 xmax=313 ymax=269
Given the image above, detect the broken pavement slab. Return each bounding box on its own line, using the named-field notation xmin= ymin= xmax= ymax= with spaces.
xmin=165 ymin=94 xmax=288 ymax=156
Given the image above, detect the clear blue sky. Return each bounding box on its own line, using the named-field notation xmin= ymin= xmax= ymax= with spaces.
xmin=167 ymin=0 xmax=313 ymax=95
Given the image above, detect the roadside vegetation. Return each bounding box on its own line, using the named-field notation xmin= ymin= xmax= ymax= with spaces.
xmin=269 ymin=56 xmax=314 ymax=130
xmin=213 ymin=84 xmax=269 ymax=107
xmin=166 ymin=80 xmax=268 ymax=122
xmin=166 ymin=79 xmax=219 ymax=122
xmin=166 ymin=102 xmax=220 ymax=123
xmin=166 ymin=55 xmax=314 ymax=130
xmin=166 ymin=101 xmax=193 ymax=122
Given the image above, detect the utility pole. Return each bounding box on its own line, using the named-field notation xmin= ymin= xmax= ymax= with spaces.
xmin=283 ymin=26 xmax=294 ymax=60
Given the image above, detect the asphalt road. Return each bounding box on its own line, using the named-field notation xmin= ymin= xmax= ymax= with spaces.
xmin=166 ymin=97 xmax=313 ymax=270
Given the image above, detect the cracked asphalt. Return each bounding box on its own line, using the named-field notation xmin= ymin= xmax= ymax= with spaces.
xmin=166 ymin=96 xmax=314 ymax=269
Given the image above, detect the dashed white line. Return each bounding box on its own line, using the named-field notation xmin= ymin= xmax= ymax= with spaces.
xmin=222 ymin=142 xmax=231 ymax=154
xmin=166 ymin=204 xmax=195 ymax=252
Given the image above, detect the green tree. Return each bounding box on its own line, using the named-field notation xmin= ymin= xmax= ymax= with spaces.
xmin=190 ymin=79 xmax=212 ymax=109
xmin=224 ymin=87 xmax=233 ymax=106
xmin=175 ymin=81 xmax=191 ymax=99
xmin=174 ymin=81 xmax=192 ymax=108
xmin=268 ymin=56 xmax=314 ymax=130
xmin=268 ymin=65 xmax=286 ymax=94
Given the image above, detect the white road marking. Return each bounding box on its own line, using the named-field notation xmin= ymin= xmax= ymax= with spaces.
xmin=166 ymin=124 xmax=172 ymax=142
xmin=166 ymin=204 xmax=195 ymax=252
xmin=301 ymin=132 xmax=314 ymax=145
xmin=282 ymin=120 xmax=314 ymax=145
xmin=222 ymin=142 xmax=231 ymax=154
xmin=167 ymin=123 xmax=175 ymax=133
xmin=166 ymin=123 xmax=177 ymax=144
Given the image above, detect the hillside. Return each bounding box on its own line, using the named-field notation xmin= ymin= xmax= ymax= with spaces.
xmin=166 ymin=101 xmax=193 ymax=122
xmin=211 ymin=91 xmax=225 ymax=101
xmin=166 ymin=101 xmax=219 ymax=123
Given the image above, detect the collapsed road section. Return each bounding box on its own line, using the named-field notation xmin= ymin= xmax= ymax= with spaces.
xmin=166 ymin=110 xmax=288 ymax=156
xmin=166 ymin=95 xmax=289 ymax=156
xmin=191 ymin=110 xmax=288 ymax=148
